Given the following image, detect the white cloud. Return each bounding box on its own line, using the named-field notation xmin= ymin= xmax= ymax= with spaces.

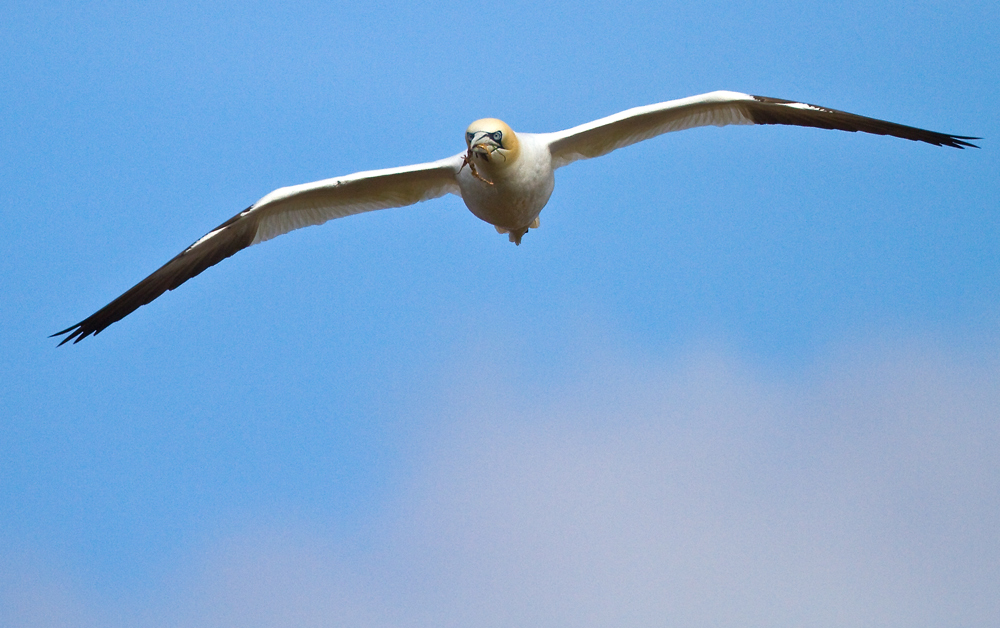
xmin=4 ymin=339 xmax=998 ymax=628
xmin=380 ymin=341 xmax=999 ymax=627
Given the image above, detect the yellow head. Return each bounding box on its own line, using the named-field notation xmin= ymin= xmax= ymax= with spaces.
xmin=465 ymin=118 xmax=520 ymax=169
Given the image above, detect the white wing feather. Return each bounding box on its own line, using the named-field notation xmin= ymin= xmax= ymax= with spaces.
xmin=544 ymin=90 xmax=976 ymax=169
xmin=545 ymin=91 xmax=755 ymax=168
xmin=251 ymin=154 xmax=464 ymax=244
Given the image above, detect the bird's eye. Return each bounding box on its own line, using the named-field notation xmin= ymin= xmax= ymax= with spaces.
xmin=492 ymin=131 xmax=502 ymax=141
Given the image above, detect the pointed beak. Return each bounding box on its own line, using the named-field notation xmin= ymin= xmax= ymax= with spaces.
xmin=469 ymin=132 xmax=498 ymax=160
xmin=471 ymin=144 xmax=491 ymax=159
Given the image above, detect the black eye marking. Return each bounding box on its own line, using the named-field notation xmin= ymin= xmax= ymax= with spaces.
xmin=467 ymin=130 xmax=505 ymax=148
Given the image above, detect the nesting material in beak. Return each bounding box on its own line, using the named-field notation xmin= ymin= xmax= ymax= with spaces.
xmin=461 ymin=148 xmax=494 ymax=185
xmin=471 ymin=138 xmax=499 ymax=161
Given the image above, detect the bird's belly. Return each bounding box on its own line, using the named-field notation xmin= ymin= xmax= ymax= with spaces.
xmin=457 ymin=162 xmax=555 ymax=230
xmin=461 ymin=186 xmax=551 ymax=230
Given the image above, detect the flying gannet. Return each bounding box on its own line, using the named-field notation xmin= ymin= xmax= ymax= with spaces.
xmin=53 ymin=91 xmax=977 ymax=344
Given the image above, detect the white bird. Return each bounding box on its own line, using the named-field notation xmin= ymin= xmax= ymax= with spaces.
xmin=54 ymin=90 xmax=977 ymax=344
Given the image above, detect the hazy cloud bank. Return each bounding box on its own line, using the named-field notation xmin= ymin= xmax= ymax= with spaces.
xmin=4 ymin=338 xmax=998 ymax=628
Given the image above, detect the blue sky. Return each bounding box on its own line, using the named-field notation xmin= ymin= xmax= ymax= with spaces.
xmin=2 ymin=1 xmax=997 ymax=626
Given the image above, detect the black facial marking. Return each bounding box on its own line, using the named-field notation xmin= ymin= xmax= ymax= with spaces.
xmin=468 ymin=129 xmax=505 ymax=149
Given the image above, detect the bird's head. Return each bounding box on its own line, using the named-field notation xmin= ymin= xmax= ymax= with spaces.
xmin=465 ymin=119 xmax=520 ymax=169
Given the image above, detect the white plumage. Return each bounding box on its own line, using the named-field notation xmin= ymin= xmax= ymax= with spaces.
xmin=54 ymin=91 xmax=976 ymax=344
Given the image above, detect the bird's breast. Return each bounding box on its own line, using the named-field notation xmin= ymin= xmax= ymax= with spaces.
xmin=457 ymin=134 xmax=555 ymax=231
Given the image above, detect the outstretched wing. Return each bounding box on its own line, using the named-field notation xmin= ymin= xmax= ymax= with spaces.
xmin=545 ymin=90 xmax=978 ymax=168
xmin=53 ymin=154 xmax=464 ymax=345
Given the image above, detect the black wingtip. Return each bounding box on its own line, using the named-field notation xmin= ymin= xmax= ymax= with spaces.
xmin=747 ymin=95 xmax=981 ymax=150
xmin=51 ymin=321 xmax=101 ymax=346
xmin=951 ymin=136 xmax=981 ymax=149
xmin=50 ymin=204 xmax=261 ymax=347
xmin=51 ymin=325 xmax=83 ymax=346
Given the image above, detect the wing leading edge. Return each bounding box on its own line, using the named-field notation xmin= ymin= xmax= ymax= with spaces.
xmin=546 ymin=91 xmax=977 ymax=168
xmin=53 ymin=156 xmax=463 ymax=344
